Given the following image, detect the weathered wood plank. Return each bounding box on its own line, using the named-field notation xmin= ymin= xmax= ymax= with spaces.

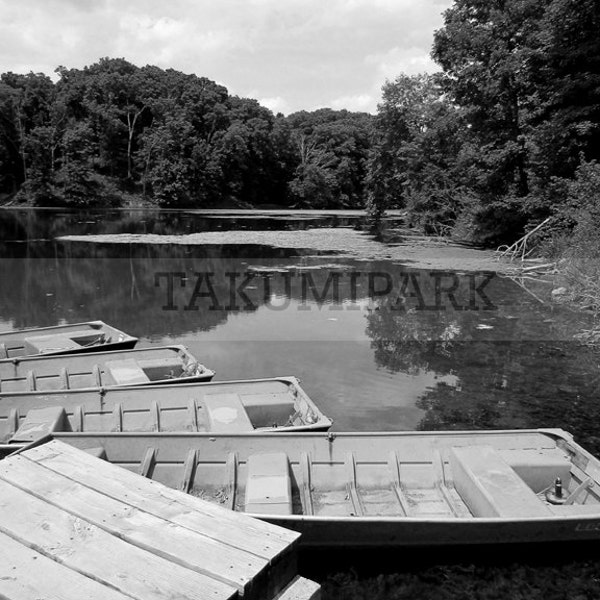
xmin=139 ymin=447 xmax=156 ymax=478
xmin=224 ymin=452 xmax=237 ymax=511
xmin=0 ymin=530 xmax=132 ymax=600
xmin=73 ymin=405 xmax=84 ymax=432
xmin=23 ymin=440 xmax=299 ymax=557
xmin=345 ymin=452 xmax=365 ymax=517
xmin=112 ymin=403 xmax=123 ymax=432
xmin=151 ymin=400 xmax=161 ymax=432
xmin=0 ymin=454 xmax=267 ymax=596
xmin=274 ymin=575 xmax=321 ymax=600
xmin=188 ymin=398 xmax=199 ymax=432
xmin=25 ymin=370 xmax=36 ymax=391
xmin=387 ymin=451 xmax=410 ymax=516
xmin=433 ymin=449 xmax=471 ymax=518
xmin=92 ymin=364 xmax=102 ymax=386
xmin=0 ymin=478 xmax=237 ymax=600
xmin=180 ymin=449 xmax=197 ymax=493
xmin=60 ymin=366 xmax=70 ymax=389
xmin=300 ymin=452 xmax=314 ymax=516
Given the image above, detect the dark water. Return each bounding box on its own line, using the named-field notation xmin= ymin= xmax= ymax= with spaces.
xmin=1 ymin=208 xmax=599 ymax=453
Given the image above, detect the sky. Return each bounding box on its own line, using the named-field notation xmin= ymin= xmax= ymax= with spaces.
xmin=0 ymin=0 xmax=453 ymax=115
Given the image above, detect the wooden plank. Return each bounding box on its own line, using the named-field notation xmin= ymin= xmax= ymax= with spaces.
xmin=224 ymin=452 xmax=237 ymax=511
xmin=0 ymin=455 xmax=268 ymax=598
xmin=345 ymin=452 xmax=365 ymax=517
xmin=387 ymin=451 xmax=410 ymax=516
xmin=151 ymin=399 xmax=161 ymax=432
xmin=0 ymin=342 xmax=8 ymax=359
xmin=92 ymin=364 xmax=102 ymax=386
xmin=188 ymin=398 xmax=199 ymax=432
xmin=180 ymin=449 xmax=197 ymax=493
xmin=25 ymin=370 xmax=36 ymax=391
xmin=274 ymin=575 xmax=321 ymax=600
xmin=73 ymin=405 xmax=84 ymax=432
xmin=24 ymin=440 xmax=299 ymax=557
xmin=300 ymin=452 xmax=314 ymax=516
xmin=433 ymin=449 xmax=471 ymax=518
xmin=565 ymin=477 xmax=594 ymax=505
xmin=0 ymin=477 xmax=237 ymax=600
xmin=7 ymin=408 xmax=19 ymax=435
xmin=59 ymin=366 xmax=70 ymax=389
xmin=139 ymin=447 xmax=156 ymax=478
xmin=0 ymin=530 xmax=132 ymax=600
xmin=112 ymin=402 xmax=123 ymax=432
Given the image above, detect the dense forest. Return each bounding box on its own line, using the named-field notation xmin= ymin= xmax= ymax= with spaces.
xmin=1 ymin=0 xmax=599 ymax=249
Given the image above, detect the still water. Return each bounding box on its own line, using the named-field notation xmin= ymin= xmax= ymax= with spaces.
xmin=1 ymin=208 xmax=599 ymax=452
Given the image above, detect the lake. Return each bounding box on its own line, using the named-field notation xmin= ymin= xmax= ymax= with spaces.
xmin=1 ymin=207 xmax=599 ymax=452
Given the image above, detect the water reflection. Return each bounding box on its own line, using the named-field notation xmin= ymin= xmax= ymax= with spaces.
xmin=1 ymin=208 xmax=598 ymax=453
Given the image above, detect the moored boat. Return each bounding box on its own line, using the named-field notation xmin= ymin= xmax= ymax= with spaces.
xmin=0 ymin=376 xmax=331 ymax=443
xmin=0 ymin=321 xmax=137 ymax=358
xmin=28 ymin=428 xmax=600 ymax=548
xmin=0 ymin=345 xmax=213 ymax=393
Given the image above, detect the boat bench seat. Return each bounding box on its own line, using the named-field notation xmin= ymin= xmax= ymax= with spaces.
xmin=245 ymin=452 xmax=293 ymax=515
xmin=203 ymin=393 xmax=254 ymax=432
xmin=105 ymin=359 xmax=150 ymax=385
xmin=24 ymin=335 xmax=81 ymax=354
xmin=9 ymin=407 xmax=72 ymax=444
xmin=450 ymin=445 xmax=553 ymax=518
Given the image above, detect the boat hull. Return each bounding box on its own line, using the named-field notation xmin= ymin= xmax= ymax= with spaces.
xmin=28 ymin=428 xmax=600 ymax=548
xmin=0 ymin=345 xmax=213 ymax=393
xmin=0 ymin=321 xmax=137 ymax=358
xmin=0 ymin=377 xmax=331 ymax=443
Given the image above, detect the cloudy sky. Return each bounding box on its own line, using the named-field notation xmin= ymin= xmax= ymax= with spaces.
xmin=0 ymin=0 xmax=452 ymax=115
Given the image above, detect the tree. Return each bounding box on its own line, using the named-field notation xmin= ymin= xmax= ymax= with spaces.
xmin=367 ymin=73 xmax=467 ymax=232
xmin=286 ymin=109 xmax=374 ymax=208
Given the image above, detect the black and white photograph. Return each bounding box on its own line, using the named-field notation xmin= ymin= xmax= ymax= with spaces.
xmin=1 ymin=0 xmax=600 ymax=598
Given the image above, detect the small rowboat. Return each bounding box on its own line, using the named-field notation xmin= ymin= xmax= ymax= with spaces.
xmin=28 ymin=428 xmax=600 ymax=548
xmin=0 ymin=377 xmax=331 ymax=444
xmin=0 ymin=321 xmax=137 ymax=358
xmin=0 ymin=345 xmax=213 ymax=393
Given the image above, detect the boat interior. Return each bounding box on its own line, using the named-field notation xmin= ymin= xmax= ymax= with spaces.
xmin=0 ymin=347 xmax=207 ymax=392
xmin=0 ymin=379 xmax=329 ymax=444
xmin=0 ymin=322 xmax=131 ymax=358
xmin=47 ymin=430 xmax=600 ymax=520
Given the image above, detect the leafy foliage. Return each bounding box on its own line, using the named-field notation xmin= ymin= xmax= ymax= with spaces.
xmin=0 ymin=60 xmax=375 ymax=208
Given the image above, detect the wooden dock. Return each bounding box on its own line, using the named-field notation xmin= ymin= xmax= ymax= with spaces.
xmin=0 ymin=440 xmax=320 ymax=600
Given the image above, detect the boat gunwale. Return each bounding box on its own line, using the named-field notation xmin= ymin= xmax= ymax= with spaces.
xmin=0 ymin=320 xmax=136 ymax=340
xmin=0 ymin=343 xmax=192 ymax=366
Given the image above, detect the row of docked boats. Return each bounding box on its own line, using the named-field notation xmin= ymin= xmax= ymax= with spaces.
xmin=3 ymin=321 xmax=600 ymax=548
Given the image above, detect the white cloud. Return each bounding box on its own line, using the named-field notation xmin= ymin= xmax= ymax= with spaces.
xmin=329 ymin=94 xmax=376 ymax=113
xmin=258 ymin=96 xmax=291 ymax=115
xmin=0 ymin=0 xmax=453 ymax=113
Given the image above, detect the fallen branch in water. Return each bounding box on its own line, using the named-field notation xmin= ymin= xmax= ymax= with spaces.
xmin=496 ymin=218 xmax=551 ymax=262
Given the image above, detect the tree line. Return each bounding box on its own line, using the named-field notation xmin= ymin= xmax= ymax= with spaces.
xmin=0 ymin=59 xmax=374 ymax=210
xmin=369 ymin=0 xmax=600 ymax=245
xmin=1 ymin=0 xmax=599 ymax=246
